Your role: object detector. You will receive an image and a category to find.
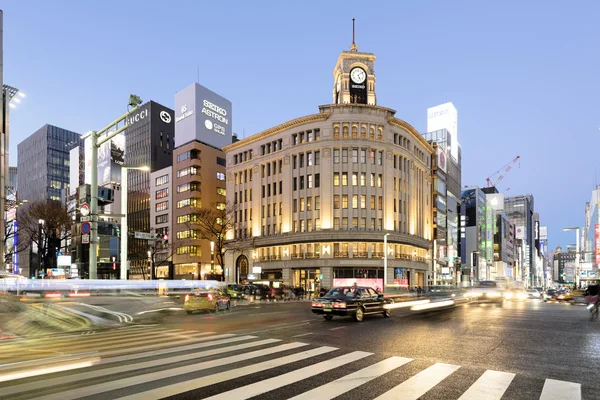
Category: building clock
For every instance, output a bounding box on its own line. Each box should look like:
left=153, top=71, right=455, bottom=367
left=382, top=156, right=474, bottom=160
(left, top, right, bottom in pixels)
left=350, top=67, right=366, bottom=84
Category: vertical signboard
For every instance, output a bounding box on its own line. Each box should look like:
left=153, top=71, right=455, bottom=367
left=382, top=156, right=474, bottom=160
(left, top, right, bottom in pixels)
left=69, top=147, right=80, bottom=196
left=516, top=226, right=525, bottom=240
left=595, top=224, right=600, bottom=265
left=437, top=147, right=447, bottom=173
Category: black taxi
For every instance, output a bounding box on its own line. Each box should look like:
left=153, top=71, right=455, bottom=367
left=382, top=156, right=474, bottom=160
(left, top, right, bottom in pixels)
left=311, top=286, right=392, bottom=322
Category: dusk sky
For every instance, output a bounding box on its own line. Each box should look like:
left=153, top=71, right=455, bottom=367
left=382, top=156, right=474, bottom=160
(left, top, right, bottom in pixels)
left=3, top=1, right=599, bottom=249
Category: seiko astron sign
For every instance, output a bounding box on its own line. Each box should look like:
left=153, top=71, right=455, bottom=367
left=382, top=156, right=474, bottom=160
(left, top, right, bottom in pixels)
left=174, top=83, right=232, bottom=149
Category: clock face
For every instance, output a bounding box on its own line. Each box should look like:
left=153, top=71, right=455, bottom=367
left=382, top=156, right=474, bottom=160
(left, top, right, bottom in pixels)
left=350, top=68, right=366, bottom=84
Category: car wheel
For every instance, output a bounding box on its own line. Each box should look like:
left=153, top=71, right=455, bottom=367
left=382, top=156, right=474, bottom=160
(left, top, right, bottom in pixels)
left=354, top=307, right=364, bottom=322
left=383, top=309, right=391, bottom=318
left=324, top=315, right=333, bottom=321
left=186, top=311, right=193, bottom=315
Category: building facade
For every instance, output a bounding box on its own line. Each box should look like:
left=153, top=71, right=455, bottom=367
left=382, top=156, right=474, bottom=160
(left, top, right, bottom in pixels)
left=504, top=195, right=535, bottom=286
left=223, top=42, right=433, bottom=292
left=460, top=186, right=490, bottom=283
left=150, top=166, right=172, bottom=278
left=171, top=82, right=231, bottom=280
left=122, top=101, right=174, bottom=277
left=16, top=124, right=81, bottom=277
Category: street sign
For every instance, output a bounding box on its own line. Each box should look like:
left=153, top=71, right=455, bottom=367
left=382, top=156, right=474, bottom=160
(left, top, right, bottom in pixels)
left=80, top=203, right=90, bottom=217
left=80, top=216, right=91, bottom=222
left=82, top=234, right=90, bottom=244
left=81, top=222, right=91, bottom=235
left=134, top=231, right=157, bottom=240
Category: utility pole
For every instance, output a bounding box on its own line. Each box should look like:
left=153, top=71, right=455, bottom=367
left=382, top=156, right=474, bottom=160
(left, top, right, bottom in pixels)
left=87, top=95, right=142, bottom=279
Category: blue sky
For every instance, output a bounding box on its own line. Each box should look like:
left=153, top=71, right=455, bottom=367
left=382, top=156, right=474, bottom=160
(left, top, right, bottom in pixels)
left=3, top=1, right=600, bottom=249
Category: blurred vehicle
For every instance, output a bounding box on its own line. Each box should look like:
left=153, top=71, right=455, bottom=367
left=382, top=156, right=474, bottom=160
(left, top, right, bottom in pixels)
left=311, top=286, right=392, bottom=322
left=543, top=289, right=558, bottom=302
left=526, top=288, right=542, bottom=299
left=555, top=288, right=572, bottom=302
left=569, top=289, right=587, bottom=305
left=466, top=281, right=504, bottom=304
left=504, top=288, right=528, bottom=301
left=226, top=284, right=243, bottom=299
left=184, top=289, right=230, bottom=314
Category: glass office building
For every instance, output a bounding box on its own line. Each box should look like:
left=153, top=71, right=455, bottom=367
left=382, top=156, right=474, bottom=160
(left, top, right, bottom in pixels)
left=504, top=195, right=535, bottom=285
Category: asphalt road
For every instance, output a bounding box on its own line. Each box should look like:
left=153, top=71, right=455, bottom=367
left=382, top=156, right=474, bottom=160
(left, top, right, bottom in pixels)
left=0, top=298, right=597, bottom=399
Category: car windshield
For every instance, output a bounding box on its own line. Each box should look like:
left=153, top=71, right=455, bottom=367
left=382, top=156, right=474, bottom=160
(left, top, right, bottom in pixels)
left=324, top=287, right=359, bottom=298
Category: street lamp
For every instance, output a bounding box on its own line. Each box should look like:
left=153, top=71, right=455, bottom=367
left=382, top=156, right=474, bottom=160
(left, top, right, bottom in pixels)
left=210, top=241, right=215, bottom=278
left=119, top=164, right=149, bottom=280
left=383, top=233, right=389, bottom=291
left=86, top=94, right=143, bottom=279
left=564, top=227, right=580, bottom=288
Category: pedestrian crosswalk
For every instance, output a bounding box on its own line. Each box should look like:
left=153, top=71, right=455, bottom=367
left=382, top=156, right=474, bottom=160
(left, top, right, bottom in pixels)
left=0, top=325, right=583, bottom=400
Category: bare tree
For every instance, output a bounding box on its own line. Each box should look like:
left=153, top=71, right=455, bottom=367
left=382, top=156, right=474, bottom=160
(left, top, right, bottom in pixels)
left=194, top=202, right=238, bottom=281
left=147, top=232, right=191, bottom=280
left=17, top=200, right=72, bottom=275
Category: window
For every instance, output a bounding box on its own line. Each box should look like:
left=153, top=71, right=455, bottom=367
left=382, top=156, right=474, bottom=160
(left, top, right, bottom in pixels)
left=177, top=246, right=200, bottom=256
left=293, top=177, right=298, bottom=190
left=156, top=214, right=168, bottom=224
left=216, top=202, right=226, bottom=210
left=315, top=196, right=321, bottom=210
left=293, top=155, right=297, bottom=169
left=177, top=166, right=199, bottom=178
left=342, top=195, right=348, bottom=209
left=352, top=149, right=359, bottom=163
left=177, top=182, right=200, bottom=193
left=155, top=174, right=169, bottom=186
left=315, top=218, right=321, bottom=230
left=308, top=174, right=313, bottom=188
left=361, top=173, right=366, bottom=186
left=334, top=195, right=340, bottom=209
left=315, top=173, right=320, bottom=188
left=155, top=188, right=168, bottom=199
left=342, top=149, right=348, bottom=163
left=342, top=173, right=348, bottom=186
left=300, top=198, right=305, bottom=212
left=155, top=201, right=168, bottom=212
left=378, top=174, right=383, bottom=188
left=370, top=150, right=376, bottom=164
left=315, top=151, right=320, bottom=165
left=333, top=173, right=340, bottom=186
left=361, top=149, right=366, bottom=164
left=378, top=151, right=384, bottom=165
left=352, top=173, right=358, bottom=186
left=361, top=195, right=366, bottom=209
left=342, top=217, right=349, bottom=229
left=378, top=196, right=383, bottom=210
left=216, top=172, right=225, bottom=181
left=177, top=198, right=201, bottom=208
left=299, top=153, right=304, bottom=168
left=300, top=176, right=305, bottom=190
left=217, top=187, right=226, bottom=196
left=371, top=195, right=376, bottom=210
left=334, top=149, right=340, bottom=164
left=307, top=152, right=313, bottom=166
left=307, top=197, right=312, bottom=211
left=352, top=195, right=358, bottom=209
left=217, top=157, right=226, bottom=167
left=293, top=199, right=298, bottom=213
left=371, top=173, right=375, bottom=187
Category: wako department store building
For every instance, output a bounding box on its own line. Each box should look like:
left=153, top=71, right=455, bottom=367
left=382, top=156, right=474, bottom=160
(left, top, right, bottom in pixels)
left=223, top=40, right=434, bottom=292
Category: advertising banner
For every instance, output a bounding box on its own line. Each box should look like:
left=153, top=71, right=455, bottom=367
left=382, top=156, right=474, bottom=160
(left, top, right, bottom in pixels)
left=595, top=224, right=600, bottom=265
left=437, top=147, right=447, bottom=173
left=333, top=278, right=383, bottom=292
left=540, top=226, right=548, bottom=240
left=564, top=262, right=575, bottom=282
left=516, top=226, right=525, bottom=240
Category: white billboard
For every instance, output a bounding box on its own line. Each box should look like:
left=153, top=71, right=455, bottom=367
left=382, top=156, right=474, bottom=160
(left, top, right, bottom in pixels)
left=84, top=133, right=125, bottom=186
left=540, top=226, right=548, bottom=240
left=427, top=102, right=458, bottom=160
left=516, top=226, right=525, bottom=240
left=69, top=147, right=80, bottom=196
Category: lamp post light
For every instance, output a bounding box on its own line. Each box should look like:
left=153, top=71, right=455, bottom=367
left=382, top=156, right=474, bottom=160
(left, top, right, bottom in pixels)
left=85, top=95, right=143, bottom=279
left=119, top=164, right=149, bottom=280
left=210, top=241, right=215, bottom=277
left=383, top=233, right=389, bottom=291
left=564, top=227, right=580, bottom=288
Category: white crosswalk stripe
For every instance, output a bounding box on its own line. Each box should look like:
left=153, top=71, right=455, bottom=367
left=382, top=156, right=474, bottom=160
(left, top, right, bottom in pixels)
left=0, top=329, right=585, bottom=400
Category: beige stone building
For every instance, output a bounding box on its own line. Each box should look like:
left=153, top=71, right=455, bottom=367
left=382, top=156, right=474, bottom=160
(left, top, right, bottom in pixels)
left=223, top=40, right=433, bottom=292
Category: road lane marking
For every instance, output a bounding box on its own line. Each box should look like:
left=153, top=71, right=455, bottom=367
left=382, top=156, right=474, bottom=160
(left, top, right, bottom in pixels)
left=2, top=338, right=279, bottom=398
left=115, top=346, right=339, bottom=400
left=30, top=342, right=313, bottom=400
left=329, top=326, right=346, bottom=331
left=204, top=350, right=373, bottom=400
left=375, top=363, right=460, bottom=400
left=289, top=356, right=413, bottom=400
left=540, top=379, right=581, bottom=400
left=292, top=333, right=314, bottom=338
left=458, top=370, right=515, bottom=400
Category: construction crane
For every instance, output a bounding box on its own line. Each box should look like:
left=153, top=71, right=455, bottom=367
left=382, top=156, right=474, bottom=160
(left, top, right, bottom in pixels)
left=486, top=155, right=520, bottom=188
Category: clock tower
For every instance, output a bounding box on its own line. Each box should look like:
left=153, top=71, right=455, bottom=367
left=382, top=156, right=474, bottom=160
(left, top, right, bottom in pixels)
left=332, top=19, right=376, bottom=106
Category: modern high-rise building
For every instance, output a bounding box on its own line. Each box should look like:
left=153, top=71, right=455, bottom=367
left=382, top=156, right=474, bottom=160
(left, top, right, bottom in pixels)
left=150, top=166, right=172, bottom=279
left=171, top=82, right=231, bottom=280
left=223, top=39, right=433, bottom=292
left=122, top=101, right=174, bottom=278
left=504, top=194, right=535, bottom=286
left=460, top=186, right=490, bottom=283
left=16, top=124, right=81, bottom=277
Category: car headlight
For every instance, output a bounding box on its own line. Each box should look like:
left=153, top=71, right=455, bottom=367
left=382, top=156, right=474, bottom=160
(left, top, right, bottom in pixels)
left=504, top=293, right=514, bottom=299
